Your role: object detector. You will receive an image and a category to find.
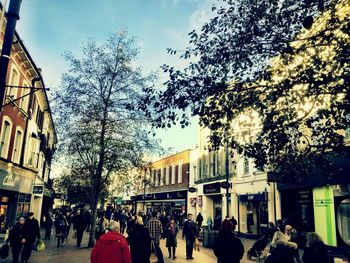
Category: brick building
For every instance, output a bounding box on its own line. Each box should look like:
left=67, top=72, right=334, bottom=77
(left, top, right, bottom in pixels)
left=133, top=149, right=191, bottom=216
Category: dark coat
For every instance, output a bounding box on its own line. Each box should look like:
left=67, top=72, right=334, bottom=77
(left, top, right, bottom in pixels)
left=130, top=224, right=151, bottom=263
left=214, top=231, right=244, bottom=263
left=302, top=241, right=329, bottom=263
left=55, top=215, right=68, bottom=234
left=23, top=218, right=40, bottom=243
left=9, top=223, right=25, bottom=248
left=182, top=220, right=197, bottom=240
left=73, top=214, right=87, bottom=231
left=165, top=222, right=178, bottom=247
left=196, top=214, right=203, bottom=224
left=265, top=240, right=298, bottom=263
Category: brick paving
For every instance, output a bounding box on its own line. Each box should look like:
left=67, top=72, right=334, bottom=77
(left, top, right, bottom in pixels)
left=0, top=228, right=267, bottom=263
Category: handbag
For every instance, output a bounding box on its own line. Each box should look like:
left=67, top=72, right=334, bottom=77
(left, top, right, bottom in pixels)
left=0, top=243, right=9, bottom=259
left=32, top=240, right=45, bottom=252
left=150, top=240, right=158, bottom=263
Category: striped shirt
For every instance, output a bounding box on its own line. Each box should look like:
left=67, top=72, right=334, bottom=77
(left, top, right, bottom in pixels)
left=147, top=218, right=162, bottom=244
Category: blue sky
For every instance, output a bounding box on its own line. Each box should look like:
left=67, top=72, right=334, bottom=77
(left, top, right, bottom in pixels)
left=13, top=0, right=215, bottom=153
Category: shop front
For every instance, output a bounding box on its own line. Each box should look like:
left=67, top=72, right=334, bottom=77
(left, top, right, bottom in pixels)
left=238, top=193, right=268, bottom=235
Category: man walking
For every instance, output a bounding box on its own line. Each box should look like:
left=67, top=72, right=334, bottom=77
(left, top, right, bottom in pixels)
left=91, top=220, right=131, bottom=263
left=22, top=212, right=40, bottom=263
left=73, top=209, right=87, bottom=248
left=182, top=214, right=198, bottom=260
left=147, top=211, right=164, bottom=263
left=196, top=213, right=204, bottom=228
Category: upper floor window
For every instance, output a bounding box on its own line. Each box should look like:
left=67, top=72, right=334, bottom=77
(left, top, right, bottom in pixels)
left=8, top=69, right=19, bottom=99
left=244, top=157, right=250, bottom=175
left=0, top=120, right=12, bottom=159
left=160, top=168, right=164, bottom=186
left=19, top=83, right=30, bottom=112
left=178, top=161, right=183, bottom=184
left=165, top=166, right=170, bottom=185
left=12, top=128, right=23, bottom=164
left=171, top=165, right=176, bottom=184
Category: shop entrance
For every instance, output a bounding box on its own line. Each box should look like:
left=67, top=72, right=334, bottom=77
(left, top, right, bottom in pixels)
left=213, top=195, right=222, bottom=230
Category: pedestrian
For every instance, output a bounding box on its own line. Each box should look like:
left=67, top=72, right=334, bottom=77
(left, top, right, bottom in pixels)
left=214, top=219, right=244, bottom=263
left=126, top=215, right=136, bottom=242
left=91, top=220, right=131, bottom=263
left=73, top=209, right=87, bottom=248
left=65, top=211, right=72, bottom=238
left=207, top=216, right=213, bottom=230
left=130, top=216, right=151, bottom=263
left=96, top=214, right=109, bottom=240
left=196, top=213, right=204, bottom=228
left=230, top=216, right=238, bottom=231
left=265, top=231, right=298, bottom=263
left=55, top=211, right=68, bottom=247
left=182, top=213, right=198, bottom=260
left=8, top=217, right=25, bottom=263
left=43, top=212, right=53, bottom=240
left=302, top=232, right=329, bottom=263
left=146, top=211, right=164, bottom=263
left=284, top=224, right=293, bottom=241
left=165, top=217, right=179, bottom=259
left=84, top=210, right=92, bottom=232
left=119, top=211, right=126, bottom=234
left=160, top=212, right=169, bottom=239
left=21, top=212, right=40, bottom=263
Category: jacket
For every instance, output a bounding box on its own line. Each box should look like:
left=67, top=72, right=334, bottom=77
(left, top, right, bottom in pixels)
left=73, top=214, right=86, bottom=231
left=302, top=241, right=329, bottom=263
left=23, top=218, right=40, bottom=243
left=165, top=222, right=178, bottom=247
left=214, top=231, right=244, bottom=263
left=91, top=231, right=131, bottom=263
left=182, top=220, right=197, bottom=240
left=130, top=224, right=151, bottom=263
left=9, top=223, right=25, bottom=247
left=265, top=240, right=298, bottom=263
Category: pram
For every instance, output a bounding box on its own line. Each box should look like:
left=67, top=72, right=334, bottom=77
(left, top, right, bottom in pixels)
left=247, top=235, right=269, bottom=262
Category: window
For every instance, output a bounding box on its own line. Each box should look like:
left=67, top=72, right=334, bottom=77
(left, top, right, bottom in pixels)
left=12, top=129, right=23, bottom=163
left=337, top=199, right=350, bottom=246
left=178, top=162, right=183, bottom=183
left=171, top=165, right=176, bottom=184
left=160, top=168, right=164, bottom=186
left=165, top=166, right=170, bottom=185
left=244, top=157, right=250, bottom=175
left=345, top=128, right=350, bottom=141
left=8, top=69, right=19, bottom=99
left=19, top=83, right=29, bottom=112
left=0, top=119, right=12, bottom=158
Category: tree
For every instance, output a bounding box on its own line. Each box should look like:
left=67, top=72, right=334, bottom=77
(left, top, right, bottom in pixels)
left=141, top=0, right=350, bottom=181
left=54, top=31, right=158, bottom=247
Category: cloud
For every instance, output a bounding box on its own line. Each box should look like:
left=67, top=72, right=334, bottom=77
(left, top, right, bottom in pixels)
left=189, top=0, right=215, bottom=31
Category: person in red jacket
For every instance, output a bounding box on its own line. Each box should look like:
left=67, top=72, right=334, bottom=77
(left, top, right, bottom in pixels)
left=91, top=220, right=131, bottom=263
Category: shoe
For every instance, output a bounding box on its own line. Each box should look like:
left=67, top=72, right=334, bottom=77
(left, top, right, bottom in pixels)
left=168, top=255, right=171, bottom=258
left=173, top=256, right=176, bottom=259
left=62, top=242, right=66, bottom=246
left=189, top=257, right=194, bottom=260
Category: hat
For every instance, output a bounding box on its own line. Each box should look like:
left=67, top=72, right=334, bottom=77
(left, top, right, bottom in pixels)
left=27, top=212, right=34, bottom=217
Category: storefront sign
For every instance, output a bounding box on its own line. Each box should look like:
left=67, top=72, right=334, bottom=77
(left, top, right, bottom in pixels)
left=32, top=185, right=44, bottom=195
left=203, top=182, right=221, bottom=194
left=239, top=193, right=265, bottom=202
left=0, top=169, right=20, bottom=190
left=188, top=187, right=196, bottom=193
left=220, top=182, right=231, bottom=189
left=313, top=187, right=337, bottom=246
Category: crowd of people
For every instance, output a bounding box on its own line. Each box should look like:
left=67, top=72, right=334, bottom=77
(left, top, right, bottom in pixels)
left=4, top=207, right=330, bottom=263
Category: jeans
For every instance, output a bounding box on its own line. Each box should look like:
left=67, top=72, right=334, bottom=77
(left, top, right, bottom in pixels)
left=12, top=245, right=22, bottom=263
left=186, top=238, right=195, bottom=258
left=76, top=229, right=84, bottom=247
left=21, top=240, right=34, bottom=261
left=153, top=241, right=164, bottom=263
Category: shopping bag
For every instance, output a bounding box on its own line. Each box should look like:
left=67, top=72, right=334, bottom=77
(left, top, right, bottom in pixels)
left=150, top=240, right=158, bottom=263
left=33, top=240, right=45, bottom=252
left=0, top=243, right=9, bottom=259
left=72, top=231, right=77, bottom=239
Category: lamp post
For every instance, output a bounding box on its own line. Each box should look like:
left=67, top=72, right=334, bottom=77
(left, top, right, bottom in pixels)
left=225, top=132, right=230, bottom=218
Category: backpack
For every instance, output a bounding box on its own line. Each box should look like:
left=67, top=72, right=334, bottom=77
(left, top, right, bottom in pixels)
left=57, top=218, right=66, bottom=230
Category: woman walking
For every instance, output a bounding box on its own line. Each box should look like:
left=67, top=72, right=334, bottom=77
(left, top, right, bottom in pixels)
left=265, top=231, right=298, bottom=263
left=302, top=232, right=329, bottom=263
left=130, top=216, right=151, bottom=263
left=214, top=219, right=244, bottom=263
left=8, top=217, right=25, bottom=263
left=165, top=217, right=179, bottom=259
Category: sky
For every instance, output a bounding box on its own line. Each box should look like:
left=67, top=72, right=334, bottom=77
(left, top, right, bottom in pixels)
left=11, top=0, right=216, bottom=153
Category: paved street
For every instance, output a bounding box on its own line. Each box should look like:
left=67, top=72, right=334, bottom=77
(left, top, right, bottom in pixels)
left=0, top=229, right=267, bottom=263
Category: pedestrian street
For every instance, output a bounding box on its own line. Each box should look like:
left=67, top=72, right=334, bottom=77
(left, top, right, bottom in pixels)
left=0, top=228, right=267, bottom=263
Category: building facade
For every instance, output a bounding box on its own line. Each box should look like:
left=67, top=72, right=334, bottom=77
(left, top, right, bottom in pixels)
left=133, top=149, right=191, bottom=216
left=0, top=6, right=57, bottom=231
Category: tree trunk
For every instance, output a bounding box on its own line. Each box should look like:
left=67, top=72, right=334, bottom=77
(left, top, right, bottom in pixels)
left=88, top=187, right=99, bottom=247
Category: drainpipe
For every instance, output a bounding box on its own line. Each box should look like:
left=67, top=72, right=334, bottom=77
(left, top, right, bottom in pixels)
left=19, top=77, right=40, bottom=166
left=0, top=0, right=22, bottom=108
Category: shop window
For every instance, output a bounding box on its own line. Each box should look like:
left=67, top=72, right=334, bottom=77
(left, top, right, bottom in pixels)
left=0, top=119, right=12, bottom=159
left=17, top=194, right=31, bottom=218
left=12, top=128, right=23, bottom=164
left=345, top=128, right=350, bottom=142
left=0, top=195, right=9, bottom=233
left=337, top=198, right=350, bottom=246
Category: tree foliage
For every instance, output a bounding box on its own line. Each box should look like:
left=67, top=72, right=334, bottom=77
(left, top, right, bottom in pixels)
left=142, top=0, right=350, bottom=181
left=54, top=31, right=159, bottom=246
